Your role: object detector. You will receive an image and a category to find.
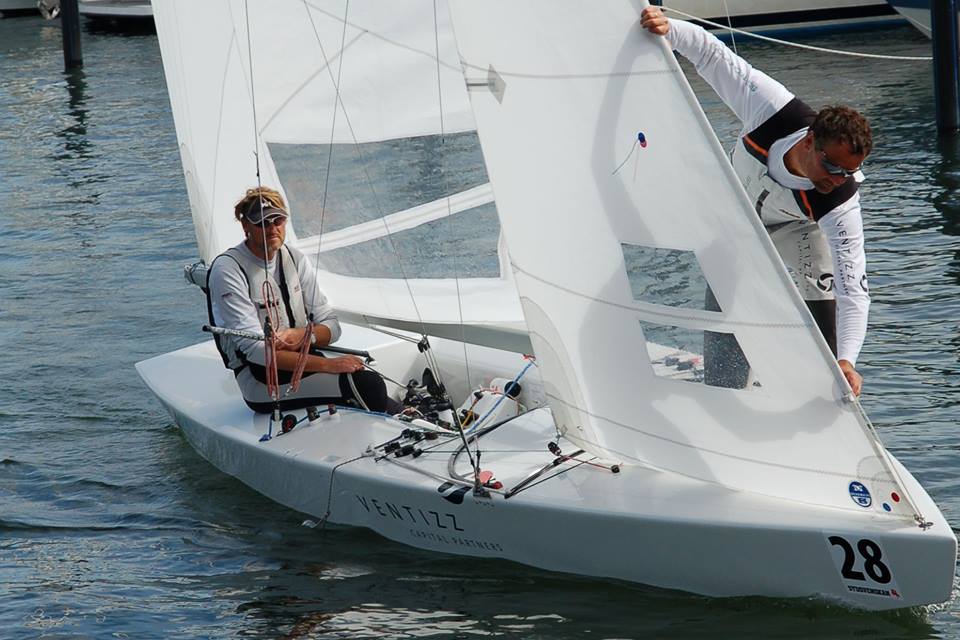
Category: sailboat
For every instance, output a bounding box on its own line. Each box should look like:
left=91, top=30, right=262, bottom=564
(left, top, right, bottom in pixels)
left=137, top=0, right=956, bottom=609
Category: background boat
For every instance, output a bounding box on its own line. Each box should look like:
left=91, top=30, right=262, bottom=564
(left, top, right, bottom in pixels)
left=0, top=0, right=39, bottom=18
left=885, top=0, right=932, bottom=38
left=671, top=0, right=903, bottom=35
left=78, top=0, right=151, bottom=20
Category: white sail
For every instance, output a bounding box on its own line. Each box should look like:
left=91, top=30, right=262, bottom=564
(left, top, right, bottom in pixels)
left=447, top=0, right=913, bottom=517
left=153, top=0, right=525, bottom=350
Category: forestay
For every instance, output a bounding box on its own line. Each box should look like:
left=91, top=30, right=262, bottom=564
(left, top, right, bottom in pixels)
left=448, top=0, right=916, bottom=518
left=152, top=0, right=527, bottom=351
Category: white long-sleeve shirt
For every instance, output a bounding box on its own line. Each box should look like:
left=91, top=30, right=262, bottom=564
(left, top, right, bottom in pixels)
left=667, top=18, right=870, bottom=365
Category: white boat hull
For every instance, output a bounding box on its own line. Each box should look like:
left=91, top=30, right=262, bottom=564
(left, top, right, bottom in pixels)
left=886, top=1, right=931, bottom=38
left=137, top=326, right=955, bottom=610
left=0, top=1, right=37, bottom=13
left=670, top=0, right=903, bottom=34
left=79, top=0, right=151, bottom=18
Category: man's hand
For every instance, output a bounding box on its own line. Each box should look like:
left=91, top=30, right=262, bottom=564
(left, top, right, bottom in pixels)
left=324, top=355, right=366, bottom=374
left=275, top=327, right=308, bottom=350
left=640, top=5, right=669, bottom=36
left=838, top=359, right=862, bottom=396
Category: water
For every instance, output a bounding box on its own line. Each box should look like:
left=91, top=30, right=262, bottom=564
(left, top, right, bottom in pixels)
left=1, top=14, right=959, bottom=639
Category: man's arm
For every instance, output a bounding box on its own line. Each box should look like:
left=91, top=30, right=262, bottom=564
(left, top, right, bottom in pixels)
left=271, top=349, right=365, bottom=374
left=208, top=257, right=269, bottom=365
left=297, top=250, right=342, bottom=346
left=640, top=6, right=793, bottom=131
left=819, top=198, right=870, bottom=396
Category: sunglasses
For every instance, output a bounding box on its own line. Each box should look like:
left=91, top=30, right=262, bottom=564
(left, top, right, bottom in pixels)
left=249, top=215, right=287, bottom=228
left=819, top=151, right=861, bottom=178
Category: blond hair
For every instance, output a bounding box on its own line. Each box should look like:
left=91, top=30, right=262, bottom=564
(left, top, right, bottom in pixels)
left=233, top=186, right=287, bottom=222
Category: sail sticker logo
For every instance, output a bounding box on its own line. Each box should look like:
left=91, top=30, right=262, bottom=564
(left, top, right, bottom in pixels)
left=848, top=481, right=872, bottom=508
left=437, top=482, right=470, bottom=505
left=817, top=273, right=835, bottom=292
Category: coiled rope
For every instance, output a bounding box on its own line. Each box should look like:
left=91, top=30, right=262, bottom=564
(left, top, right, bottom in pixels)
left=260, top=279, right=313, bottom=398
left=663, top=6, right=933, bottom=61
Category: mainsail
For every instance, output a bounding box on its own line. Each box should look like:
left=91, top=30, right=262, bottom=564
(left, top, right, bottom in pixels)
left=152, top=0, right=527, bottom=351
left=447, top=0, right=915, bottom=518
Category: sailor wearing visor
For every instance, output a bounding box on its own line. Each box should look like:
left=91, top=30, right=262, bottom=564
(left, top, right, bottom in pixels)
left=206, top=186, right=389, bottom=413
left=641, top=6, right=871, bottom=396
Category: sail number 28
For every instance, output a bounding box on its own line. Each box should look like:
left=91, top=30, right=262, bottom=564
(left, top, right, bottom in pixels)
left=828, top=536, right=892, bottom=584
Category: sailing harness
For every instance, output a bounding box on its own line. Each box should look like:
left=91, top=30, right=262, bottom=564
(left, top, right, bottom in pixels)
left=204, top=245, right=313, bottom=400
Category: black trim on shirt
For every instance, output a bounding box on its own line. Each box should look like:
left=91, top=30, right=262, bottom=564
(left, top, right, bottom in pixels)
left=740, top=97, right=858, bottom=221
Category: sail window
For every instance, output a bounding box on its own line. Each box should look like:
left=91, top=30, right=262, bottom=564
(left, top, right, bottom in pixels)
left=269, top=132, right=488, bottom=237
left=621, top=243, right=718, bottom=311
left=316, top=202, right=500, bottom=279
left=639, top=321, right=758, bottom=390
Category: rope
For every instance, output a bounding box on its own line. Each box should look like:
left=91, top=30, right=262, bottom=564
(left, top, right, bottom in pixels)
left=302, top=4, right=432, bottom=339
left=311, top=0, right=351, bottom=276
left=261, top=283, right=281, bottom=400
left=286, top=321, right=313, bottom=393
left=663, top=6, right=933, bottom=61
left=318, top=452, right=370, bottom=533
left=720, top=0, right=737, bottom=55
left=243, top=1, right=285, bottom=409
left=433, top=0, right=474, bottom=395
left=346, top=372, right=371, bottom=411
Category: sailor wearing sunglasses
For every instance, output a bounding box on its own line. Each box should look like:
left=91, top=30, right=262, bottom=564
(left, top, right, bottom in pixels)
left=641, top=6, right=870, bottom=397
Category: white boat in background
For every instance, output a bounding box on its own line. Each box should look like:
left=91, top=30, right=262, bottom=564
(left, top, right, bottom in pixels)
left=79, top=0, right=151, bottom=20
left=139, top=0, right=955, bottom=610
left=885, top=0, right=931, bottom=38
left=0, top=1, right=39, bottom=17
left=670, top=0, right=903, bottom=34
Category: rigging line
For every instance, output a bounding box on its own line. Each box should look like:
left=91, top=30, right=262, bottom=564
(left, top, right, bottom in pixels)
left=550, top=395, right=922, bottom=523
left=720, top=0, right=737, bottom=55
left=543, top=390, right=890, bottom=480
left=505, top=458, right=590, bottom=499
left=301, top=5, right=432, bottom=341
left=258, top=30, right=365, bottom=135
left=849, top=396, right=927, bottom=525
left=399, top=449, right=550, bottom=454
left=310, top=0, right=350, bottom=280
left=300, top=7, right=471, bottom=477
left=663, top=7, right=933, bottom=61
left=319, top=452, right=370, bottom=530
left=358, top=324, right=424, bottom=345
left=301, top=0, right=464, bottom=74
left=512, top=266, right=810, bottom=329
left=244, top=0, right=282, bottom=405
left=379, top=454, right=508, bottom=496
left=346, top=372, right=370, bottom=411
left=460, top=60, right=671, bottom=80
left=417, top=406, right=543, bottom=457
left=446, top=409, right=541, bottom=481
left=567, top=426, right=919, bottom=522
left=433, top=0, right=473, bottom=396
left=242, top=0, right=269, bottom=274
left=428, top=0, right=479, bottom=484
